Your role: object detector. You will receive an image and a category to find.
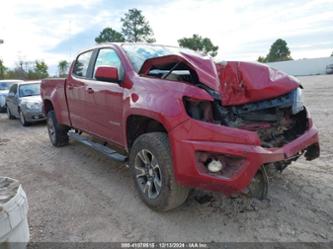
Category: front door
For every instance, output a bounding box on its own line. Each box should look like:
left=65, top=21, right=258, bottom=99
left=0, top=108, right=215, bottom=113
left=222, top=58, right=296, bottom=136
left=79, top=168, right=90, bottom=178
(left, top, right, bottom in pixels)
left=84, top=48, right=125, bottom=146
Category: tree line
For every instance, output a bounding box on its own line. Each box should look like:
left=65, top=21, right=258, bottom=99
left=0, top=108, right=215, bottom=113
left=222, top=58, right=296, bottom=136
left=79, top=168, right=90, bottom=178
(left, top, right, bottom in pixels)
left=0, top=60, right=48, bottom=80
left=0, top=59, right=70, bottom=80
left=94, top=8, right=219, bottom=57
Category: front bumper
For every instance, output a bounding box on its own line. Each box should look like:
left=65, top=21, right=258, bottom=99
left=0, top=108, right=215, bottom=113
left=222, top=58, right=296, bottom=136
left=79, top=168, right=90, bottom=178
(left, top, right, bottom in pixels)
left=169, top=117, right=319, bottom=195
left=23, top=110, right=46, bottom=122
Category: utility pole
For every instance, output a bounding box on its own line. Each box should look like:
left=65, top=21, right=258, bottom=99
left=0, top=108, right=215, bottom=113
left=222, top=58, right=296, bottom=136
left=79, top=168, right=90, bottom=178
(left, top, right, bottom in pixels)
left=0, top=39, right=4, bottom=79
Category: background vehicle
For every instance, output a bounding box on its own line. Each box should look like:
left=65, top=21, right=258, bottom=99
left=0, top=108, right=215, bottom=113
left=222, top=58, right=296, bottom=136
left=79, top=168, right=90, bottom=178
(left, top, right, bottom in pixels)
left=41, top=43, right=320, bottom=211
left=6, top=81, right=46, bottom=126
left=0, top=80, right=23, bottom=112
left=326, top=64, right=333, bottom=74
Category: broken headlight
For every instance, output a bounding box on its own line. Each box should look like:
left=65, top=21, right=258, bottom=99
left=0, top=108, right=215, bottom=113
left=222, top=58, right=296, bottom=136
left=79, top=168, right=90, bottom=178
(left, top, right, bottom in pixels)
left=183, top=97, right=214, bottom=122
left=292, top=88, right=304, bottom=114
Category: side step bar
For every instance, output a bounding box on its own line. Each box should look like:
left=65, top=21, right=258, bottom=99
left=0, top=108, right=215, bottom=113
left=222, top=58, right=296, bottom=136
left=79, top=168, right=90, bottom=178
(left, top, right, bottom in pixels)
left=68, top=131, right=128, bottom=163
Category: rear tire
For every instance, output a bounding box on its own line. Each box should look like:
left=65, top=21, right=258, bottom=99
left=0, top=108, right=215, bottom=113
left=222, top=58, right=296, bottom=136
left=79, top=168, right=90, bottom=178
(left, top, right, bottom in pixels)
left=129, top=132, right=189, bottom=211
left=47, top=110, right=69, bottom=147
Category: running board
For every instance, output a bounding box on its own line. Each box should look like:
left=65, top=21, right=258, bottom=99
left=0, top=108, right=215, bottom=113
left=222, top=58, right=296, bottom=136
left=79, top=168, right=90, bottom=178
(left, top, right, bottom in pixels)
left=68, top=131, right=128, bottom=163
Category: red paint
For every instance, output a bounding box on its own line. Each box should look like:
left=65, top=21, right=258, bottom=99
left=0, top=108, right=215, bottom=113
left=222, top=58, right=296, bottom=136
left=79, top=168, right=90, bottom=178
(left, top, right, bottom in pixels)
left=216, top=61, right=300, bottom=106
left=131, top=93, right=139, bottom=102
left=95, top=66, right=119, bottom=82
left=41, top=43, right=319, bottom=195
left=169, top=118, right=319, bottom=194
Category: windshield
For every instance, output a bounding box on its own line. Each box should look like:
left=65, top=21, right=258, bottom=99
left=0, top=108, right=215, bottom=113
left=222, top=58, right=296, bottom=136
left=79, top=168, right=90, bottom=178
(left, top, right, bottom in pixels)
left=19, top=83, right=41, bottom=97
left=122, top=44, right=202, bottom=72
left=0, top=82, right=15, bottom=91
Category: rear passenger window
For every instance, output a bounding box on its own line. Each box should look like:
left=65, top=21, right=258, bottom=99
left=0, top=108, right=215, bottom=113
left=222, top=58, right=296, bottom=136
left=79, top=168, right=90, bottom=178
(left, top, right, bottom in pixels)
left=73, top=51, right=93, bottom=77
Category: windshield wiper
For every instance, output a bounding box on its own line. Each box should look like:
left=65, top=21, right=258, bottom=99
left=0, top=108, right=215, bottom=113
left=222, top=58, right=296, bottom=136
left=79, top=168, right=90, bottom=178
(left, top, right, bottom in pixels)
left=161, top=61, right=182, bottom=79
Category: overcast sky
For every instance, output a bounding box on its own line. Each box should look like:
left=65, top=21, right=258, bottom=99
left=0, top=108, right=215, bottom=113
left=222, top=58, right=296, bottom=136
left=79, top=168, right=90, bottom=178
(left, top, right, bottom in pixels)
left=0, top=0, right=332, bottom=75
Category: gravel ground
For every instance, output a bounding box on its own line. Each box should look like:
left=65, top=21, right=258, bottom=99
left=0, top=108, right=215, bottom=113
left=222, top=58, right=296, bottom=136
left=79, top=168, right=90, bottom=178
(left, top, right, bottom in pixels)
left=0, top=74, right=332, bottom=242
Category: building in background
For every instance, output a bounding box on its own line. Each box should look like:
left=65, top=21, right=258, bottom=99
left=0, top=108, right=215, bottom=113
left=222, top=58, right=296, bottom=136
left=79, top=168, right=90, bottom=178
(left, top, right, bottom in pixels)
left=267, top=57, right=333, bottom=76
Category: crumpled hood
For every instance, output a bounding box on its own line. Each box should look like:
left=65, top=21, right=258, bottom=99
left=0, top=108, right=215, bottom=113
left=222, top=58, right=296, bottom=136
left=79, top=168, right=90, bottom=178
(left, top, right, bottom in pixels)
left=139, top=52, right=220, bottom=90
left=216, top=61, right=300, bottom=106
left=139, top=53, right=300, bottom=106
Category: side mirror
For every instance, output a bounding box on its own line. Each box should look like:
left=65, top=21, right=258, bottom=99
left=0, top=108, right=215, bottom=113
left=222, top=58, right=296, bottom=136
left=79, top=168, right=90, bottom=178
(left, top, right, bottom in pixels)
left=95, top=66, right=120, bottom=83
left=8, top=92, right=15, bottom=97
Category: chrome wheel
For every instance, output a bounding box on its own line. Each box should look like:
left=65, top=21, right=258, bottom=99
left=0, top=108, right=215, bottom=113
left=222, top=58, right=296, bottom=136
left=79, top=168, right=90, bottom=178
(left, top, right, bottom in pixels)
left=134, top=149, right=162, bottom=200
left=47, top=116, right=56, bottom=143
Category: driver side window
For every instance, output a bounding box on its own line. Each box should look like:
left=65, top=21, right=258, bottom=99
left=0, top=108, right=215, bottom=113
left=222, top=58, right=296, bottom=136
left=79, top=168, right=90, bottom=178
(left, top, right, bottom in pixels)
left=94, top=49, right=124, bottom=81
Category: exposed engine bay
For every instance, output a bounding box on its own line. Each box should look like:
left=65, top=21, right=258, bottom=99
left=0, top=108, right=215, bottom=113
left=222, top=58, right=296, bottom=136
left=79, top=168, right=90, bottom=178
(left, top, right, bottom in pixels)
left=185, top=88, right=308, bottom=148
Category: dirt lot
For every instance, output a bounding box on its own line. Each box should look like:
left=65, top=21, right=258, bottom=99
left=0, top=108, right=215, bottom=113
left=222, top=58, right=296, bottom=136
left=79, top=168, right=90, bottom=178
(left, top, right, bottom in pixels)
left=0, top=75, right=332, bottom=242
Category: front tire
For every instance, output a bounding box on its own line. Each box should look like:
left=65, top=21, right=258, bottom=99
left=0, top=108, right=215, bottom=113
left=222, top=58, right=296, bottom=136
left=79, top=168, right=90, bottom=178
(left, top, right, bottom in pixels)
left=19, top=110, right=29, bottom=126
left=129, top=132, right=189, bottom=211
left=47, top=110, right=69, bottom=147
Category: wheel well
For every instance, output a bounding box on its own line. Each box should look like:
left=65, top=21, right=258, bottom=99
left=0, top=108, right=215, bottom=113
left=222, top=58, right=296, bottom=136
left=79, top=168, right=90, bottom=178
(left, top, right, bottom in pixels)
left=43, top=100, right=54, bottom=114
left=127, top=115, right=167, bottom=149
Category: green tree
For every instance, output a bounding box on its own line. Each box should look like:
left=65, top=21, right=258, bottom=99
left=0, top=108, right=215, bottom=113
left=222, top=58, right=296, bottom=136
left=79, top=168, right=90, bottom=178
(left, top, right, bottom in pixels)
left=0, top=59, right=7, bottom=79
left=178, top=34, right=219, bottom=57
left=95, top=27, right=125, bottom=43
left=35, top=60, right=48, bottom=78
left=121, top=8, right=155, bottom=43
left=27, top=60, right=49, bottom=80
left=58, top=60, right=69, bottom=77
left=265, top=39, right=292, bottom=62
left=257, top=56, right=266, bottom=63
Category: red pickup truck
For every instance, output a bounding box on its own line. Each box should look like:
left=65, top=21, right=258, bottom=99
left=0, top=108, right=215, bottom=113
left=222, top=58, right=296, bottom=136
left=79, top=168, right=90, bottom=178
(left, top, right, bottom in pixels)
left=41, top=43, right=320, bottom=211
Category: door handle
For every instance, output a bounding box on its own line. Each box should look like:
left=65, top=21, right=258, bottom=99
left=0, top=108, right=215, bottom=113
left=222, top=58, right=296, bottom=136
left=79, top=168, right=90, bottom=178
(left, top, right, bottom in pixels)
left=87, top=88, right=94, bottom=94
left=68, top=85, right=74, bottom=90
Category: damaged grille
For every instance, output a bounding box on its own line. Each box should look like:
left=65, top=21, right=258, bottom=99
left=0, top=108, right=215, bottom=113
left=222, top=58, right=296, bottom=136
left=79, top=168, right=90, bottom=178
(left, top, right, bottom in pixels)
left=185, top=88, right=309, bottom=148
left=217, top=89, right=308, bottom=148
left=254, top=108, right=307, bottom=147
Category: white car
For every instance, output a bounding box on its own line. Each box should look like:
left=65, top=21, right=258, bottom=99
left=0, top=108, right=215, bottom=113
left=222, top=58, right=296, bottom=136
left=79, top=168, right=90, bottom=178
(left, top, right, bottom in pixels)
left=6, top=81, right=46, bottom=126
left=0, top=80, right=23, bottom=112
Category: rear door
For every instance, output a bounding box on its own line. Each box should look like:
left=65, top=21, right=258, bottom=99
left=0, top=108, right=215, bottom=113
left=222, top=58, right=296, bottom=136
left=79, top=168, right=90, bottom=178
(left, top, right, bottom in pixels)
left=66, top=50, right=94, bottom=132
left=84, top=48, right=125, bottom=146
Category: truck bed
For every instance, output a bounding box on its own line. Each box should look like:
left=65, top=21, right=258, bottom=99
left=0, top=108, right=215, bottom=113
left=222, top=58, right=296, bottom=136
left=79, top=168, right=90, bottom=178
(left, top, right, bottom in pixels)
left=41, top=78, right=71, bottom=126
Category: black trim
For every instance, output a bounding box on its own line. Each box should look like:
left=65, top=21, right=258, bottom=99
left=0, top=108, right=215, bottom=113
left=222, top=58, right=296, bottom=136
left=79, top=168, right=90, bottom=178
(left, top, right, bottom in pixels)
left=71, top=49, right=95, bottom=79
left=87, top=49, right=99, bottom=79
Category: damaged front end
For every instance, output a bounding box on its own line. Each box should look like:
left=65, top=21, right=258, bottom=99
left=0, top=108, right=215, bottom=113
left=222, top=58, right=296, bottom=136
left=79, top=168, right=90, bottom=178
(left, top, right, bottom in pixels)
left=139, top=53, right=319, bottom=161
left=139, top=52, right=320, bottom=199
left=185, top=86, right=319, bottom=164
